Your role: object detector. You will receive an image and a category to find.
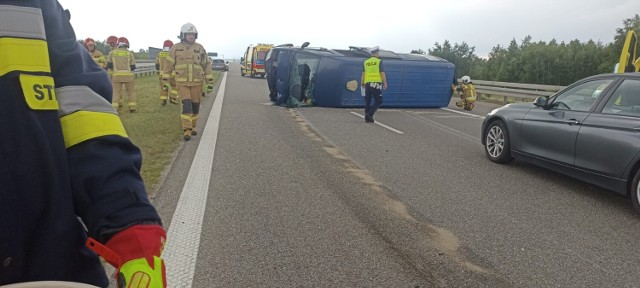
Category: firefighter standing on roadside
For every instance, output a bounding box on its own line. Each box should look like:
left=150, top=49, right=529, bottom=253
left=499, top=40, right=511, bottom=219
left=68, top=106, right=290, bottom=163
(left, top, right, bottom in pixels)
left=107, top=37, right=138, bottom=112
left=105, top=35, right=118, bottom=79
left=162, top=23, right=214, bottom=141
left=156, top=40, right=178, bottom=105
left=84, top=37, right=107, bottom=69
left=0, top=1, right=166, bottom=287
left=106, top=35, right=125, bottom=108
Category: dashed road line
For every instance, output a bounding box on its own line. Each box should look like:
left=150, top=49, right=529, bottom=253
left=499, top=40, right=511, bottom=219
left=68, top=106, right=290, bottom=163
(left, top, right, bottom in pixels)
left=350, top=111, right=405, bottom=134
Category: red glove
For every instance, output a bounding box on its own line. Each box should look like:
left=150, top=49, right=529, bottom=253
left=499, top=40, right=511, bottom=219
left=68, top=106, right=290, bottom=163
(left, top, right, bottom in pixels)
left=87, top=225, right=166, bottom=288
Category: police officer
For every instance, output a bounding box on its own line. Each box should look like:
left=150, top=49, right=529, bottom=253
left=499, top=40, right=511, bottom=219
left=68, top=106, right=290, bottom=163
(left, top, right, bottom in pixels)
left=360, top=46, right=388, bottom=123
left=107, top=37, right=137, bottom=112
left=0, top=1, right=166, bottom=287
left=162, top=23, right=214, bottom=140
left=156, top=40, right=178, bottom=106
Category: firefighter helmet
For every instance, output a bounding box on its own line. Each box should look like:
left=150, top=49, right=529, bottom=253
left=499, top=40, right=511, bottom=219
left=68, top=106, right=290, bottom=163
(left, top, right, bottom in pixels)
left=107, top=35, right=118, bottom=48
left=117, top=37, right=129, bottom=48
left=163, top=40, right=174, bottom=48
left=180, top=23, right=198, bottom=40
left=84, top=38, right=95, bottom=49
left=461, top=75, right=471, bottom=84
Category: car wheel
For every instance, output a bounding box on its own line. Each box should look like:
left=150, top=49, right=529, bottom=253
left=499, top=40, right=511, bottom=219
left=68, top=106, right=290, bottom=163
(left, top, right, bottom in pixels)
left=484, top=120, right=514, bottom=163
left=241, top=69, right=245, bottom=76
left=630, top=169, right=640, bottom=213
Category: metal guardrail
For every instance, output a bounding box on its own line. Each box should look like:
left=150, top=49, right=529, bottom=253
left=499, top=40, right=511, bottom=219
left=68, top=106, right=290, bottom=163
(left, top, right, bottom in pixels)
left=473, top=80, right=566, bottom=104
left=133, top=62, right=157, bottom=78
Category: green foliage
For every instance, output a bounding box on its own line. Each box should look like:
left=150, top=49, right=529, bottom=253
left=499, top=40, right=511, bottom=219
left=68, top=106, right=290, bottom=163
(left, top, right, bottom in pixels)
left=424, top=14, right=640, bottom=85
left=410, top=49, right=426, bottom=54
left=95, top=40, right=111, bottom=55
left=429, top=40, right=482, bottom=79
left=134, top=50, right=149, bottom=60
left=80, top=38, right=150, bottom=59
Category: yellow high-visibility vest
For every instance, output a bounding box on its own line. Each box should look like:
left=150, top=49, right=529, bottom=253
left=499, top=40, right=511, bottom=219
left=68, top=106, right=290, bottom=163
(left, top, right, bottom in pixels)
left=363, top=57, right=382, bottom=83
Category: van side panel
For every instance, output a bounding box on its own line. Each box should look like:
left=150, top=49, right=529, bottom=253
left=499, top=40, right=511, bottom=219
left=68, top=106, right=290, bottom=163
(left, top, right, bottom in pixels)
left=314, top=57, right=455, bottom=108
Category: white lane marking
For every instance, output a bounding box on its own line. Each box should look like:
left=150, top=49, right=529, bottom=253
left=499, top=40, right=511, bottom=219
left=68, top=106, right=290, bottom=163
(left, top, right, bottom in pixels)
left=403, top=111, right=481, bottom=144
left=164, top=73, right=227, bottom=288
left=440, top=107, right=486, bottom=119
left=350, top=111, right=405, bottom=134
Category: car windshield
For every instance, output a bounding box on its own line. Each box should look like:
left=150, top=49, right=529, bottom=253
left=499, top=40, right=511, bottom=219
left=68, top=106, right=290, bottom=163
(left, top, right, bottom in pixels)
left=550, top=79, right=614, bottom=111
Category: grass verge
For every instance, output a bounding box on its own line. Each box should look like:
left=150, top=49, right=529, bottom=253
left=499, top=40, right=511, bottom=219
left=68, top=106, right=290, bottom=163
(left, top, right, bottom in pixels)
left=118, top=72, right=222, bottom=194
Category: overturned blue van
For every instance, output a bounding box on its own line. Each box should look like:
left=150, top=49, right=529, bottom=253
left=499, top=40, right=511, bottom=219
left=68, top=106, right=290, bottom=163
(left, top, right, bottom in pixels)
left=265, top=44, right=455, bottom=108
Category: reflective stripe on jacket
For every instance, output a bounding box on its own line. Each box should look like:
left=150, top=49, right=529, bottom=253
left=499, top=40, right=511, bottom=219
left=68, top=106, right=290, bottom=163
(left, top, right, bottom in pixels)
left=0, top=1, right=160, bottom=286
left=163, top=41, right=213, bottom=85
left=155, top=51, right=170, bottom=72
left=363, top=57, right=382, bottom=83
left=108, top=47, right=135, bottom=81
left=90, top=49, right=106, bottom=69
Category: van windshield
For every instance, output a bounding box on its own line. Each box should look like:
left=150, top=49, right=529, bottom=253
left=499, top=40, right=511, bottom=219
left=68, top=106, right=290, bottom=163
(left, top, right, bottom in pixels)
left=257, top=51, right=267, bottom=61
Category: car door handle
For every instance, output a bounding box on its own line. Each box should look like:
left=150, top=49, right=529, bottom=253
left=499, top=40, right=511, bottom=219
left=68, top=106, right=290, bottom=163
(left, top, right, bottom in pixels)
left=564, top=119, right=580, bottom=125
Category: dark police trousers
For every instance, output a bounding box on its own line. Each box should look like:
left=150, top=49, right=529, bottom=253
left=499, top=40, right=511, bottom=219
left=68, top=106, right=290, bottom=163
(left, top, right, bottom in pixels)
left=364, top=82, right=383, bottom=117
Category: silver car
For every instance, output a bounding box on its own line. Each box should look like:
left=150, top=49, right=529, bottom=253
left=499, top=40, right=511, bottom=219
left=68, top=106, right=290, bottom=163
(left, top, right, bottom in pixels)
left=482, top=73, right=640, bottom=213
left=211, top=59, right=228, bottom=71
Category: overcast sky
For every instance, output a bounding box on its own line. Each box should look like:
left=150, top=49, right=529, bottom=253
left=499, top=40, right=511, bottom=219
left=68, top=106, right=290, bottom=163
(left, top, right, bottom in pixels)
left=58, top=0, right=639, bottom=59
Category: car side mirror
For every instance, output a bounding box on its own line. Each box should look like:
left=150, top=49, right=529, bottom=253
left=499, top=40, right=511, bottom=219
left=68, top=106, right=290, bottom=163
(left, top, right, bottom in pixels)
left=533, top=96, right=549, bottom=109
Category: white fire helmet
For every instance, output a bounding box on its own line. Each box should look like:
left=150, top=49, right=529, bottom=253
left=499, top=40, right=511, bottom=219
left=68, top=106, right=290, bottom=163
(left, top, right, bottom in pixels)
left=180, top=23, right=198, bottom=40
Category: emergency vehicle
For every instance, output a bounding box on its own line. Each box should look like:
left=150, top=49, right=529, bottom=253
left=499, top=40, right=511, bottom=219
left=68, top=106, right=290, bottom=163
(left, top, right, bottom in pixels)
left=241, top=43, right=273, bottom=78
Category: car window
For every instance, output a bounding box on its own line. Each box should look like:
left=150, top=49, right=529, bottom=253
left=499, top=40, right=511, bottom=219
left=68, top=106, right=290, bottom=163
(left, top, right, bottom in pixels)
left=551, top=79, right=613, bottom=112
left=602, top=79, right=640, bottom=117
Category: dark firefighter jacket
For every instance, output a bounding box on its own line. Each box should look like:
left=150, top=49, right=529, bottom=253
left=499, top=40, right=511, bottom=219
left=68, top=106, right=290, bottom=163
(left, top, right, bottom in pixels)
left=0, top=0, right=161, bottom=286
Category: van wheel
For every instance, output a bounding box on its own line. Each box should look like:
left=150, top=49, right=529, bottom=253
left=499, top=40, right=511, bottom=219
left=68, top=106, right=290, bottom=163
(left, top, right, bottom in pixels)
left=484, top=120, right=514, bottom=164
left=631, top=169, right=640, bottom=213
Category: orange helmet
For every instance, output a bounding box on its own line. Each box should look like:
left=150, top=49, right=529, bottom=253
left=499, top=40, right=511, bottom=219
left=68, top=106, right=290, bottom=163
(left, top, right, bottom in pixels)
left=163, top=40, right=173, bottom=48
left=117, top=37, right=129, bottom=47
left=107, top=35, right=118, bottom=47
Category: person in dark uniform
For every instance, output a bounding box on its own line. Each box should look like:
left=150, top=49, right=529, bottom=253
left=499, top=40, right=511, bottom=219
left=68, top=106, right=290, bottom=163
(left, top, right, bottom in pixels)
left=360, top=46, right=388, bottom=123
left=0, top=1, right=166, bottom=287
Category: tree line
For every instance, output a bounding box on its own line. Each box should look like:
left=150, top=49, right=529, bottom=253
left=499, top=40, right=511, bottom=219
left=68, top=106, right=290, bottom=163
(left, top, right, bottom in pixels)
left=78, top=39, right=150, bottom=59
left=413, top=15, right=640, bottom=86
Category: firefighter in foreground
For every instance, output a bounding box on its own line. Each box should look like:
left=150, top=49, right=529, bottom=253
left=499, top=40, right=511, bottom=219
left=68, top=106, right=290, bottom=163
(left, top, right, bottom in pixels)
left=0, top=1, right=166, bottom=287
left=84, top=37, right=106, bottom=69
left=155, top=40, right=178, bottom=105
left=454, top=75, right=477, bottom=111
left=107, top=37, right=137, bottom=112
left=163, top=23, right=214, bottom=140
